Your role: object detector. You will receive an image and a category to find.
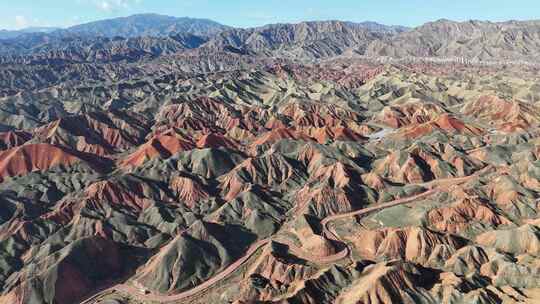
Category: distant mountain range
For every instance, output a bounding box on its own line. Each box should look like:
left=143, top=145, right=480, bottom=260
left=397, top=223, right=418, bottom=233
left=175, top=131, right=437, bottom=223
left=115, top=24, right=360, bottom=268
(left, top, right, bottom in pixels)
left=365, top=19, right=540, bottom=61
left=202, top=20, right=406, bottom=59
left=0, top=15, right=407, bottom=61
left=0, top=14, right=229, bottom=41
left=0, top=14, right=407, bottom=40
left=62, top=14, right=230, bottom=38
left=0, top=27, right=59, bottom=39
left=1, top=14, right=540, bottom=63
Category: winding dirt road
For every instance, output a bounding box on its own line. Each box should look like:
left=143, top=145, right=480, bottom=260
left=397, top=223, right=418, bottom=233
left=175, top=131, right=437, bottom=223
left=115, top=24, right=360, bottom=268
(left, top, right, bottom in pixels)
left=80, top=167, right=489, bottom=304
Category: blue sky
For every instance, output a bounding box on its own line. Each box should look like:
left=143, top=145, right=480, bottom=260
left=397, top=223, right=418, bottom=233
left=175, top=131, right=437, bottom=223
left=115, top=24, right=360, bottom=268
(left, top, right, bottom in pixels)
left=1, top=0, right=538, bottom=30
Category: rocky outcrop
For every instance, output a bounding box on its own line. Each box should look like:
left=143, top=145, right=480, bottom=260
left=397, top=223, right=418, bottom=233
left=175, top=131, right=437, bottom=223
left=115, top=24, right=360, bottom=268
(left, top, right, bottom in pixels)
left=397, top=114, right=484, bottom=139
left=136, top=221, right=255, bottom=293
left=119, top=131, right=194, bottom=167
left=476, top=224, right=540, bottom=255
left=353, top=226, right=467, bottom=263
left=0, top=143, right=84, bottom=181
left=0, top=130, right=32, bottom=150
left=0, top=237, right=126, bottom=304
left=427, top=197, right=512, bottom=234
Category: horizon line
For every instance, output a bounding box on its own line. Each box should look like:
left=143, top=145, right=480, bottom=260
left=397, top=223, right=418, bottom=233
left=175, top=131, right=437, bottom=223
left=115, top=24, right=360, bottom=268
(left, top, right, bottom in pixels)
left=2, top=13, right=540, bottom=32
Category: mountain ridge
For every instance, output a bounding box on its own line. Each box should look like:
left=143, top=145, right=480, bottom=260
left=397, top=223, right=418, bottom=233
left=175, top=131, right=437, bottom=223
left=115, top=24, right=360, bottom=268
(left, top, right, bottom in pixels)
left=3, top=15, right=540, bottom=63
left=61, top=13, right=231, bottom=38
left=0, top=26, right=60, bottom=40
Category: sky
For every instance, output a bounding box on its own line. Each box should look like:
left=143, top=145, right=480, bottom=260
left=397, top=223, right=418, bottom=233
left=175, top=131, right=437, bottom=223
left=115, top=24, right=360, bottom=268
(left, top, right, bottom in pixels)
left=0, top=0, right=539, bottom=30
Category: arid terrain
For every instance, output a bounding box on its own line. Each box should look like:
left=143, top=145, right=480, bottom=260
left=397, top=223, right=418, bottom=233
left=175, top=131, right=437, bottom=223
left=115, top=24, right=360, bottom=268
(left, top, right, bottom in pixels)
left=1, top=14, right=540, bottom=304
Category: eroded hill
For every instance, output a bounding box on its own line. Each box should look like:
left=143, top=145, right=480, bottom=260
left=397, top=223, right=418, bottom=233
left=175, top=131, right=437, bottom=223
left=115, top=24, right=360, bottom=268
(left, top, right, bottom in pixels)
left=0, top=58, right=539, bottom=304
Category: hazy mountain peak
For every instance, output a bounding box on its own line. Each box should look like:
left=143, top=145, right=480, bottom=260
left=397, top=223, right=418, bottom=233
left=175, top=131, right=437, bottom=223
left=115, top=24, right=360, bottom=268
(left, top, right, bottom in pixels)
left=63, top=13, right=230, bottom=38
left=0, top=26, right=60, bottom=40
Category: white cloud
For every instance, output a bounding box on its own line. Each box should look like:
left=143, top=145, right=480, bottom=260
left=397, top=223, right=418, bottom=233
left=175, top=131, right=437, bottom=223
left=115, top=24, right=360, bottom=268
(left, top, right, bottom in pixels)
left=7, top=16, right=53, bottom=30
left=247, top=11, right=275, bottom=22
left=98, top=1, right=112, bottom=11
left=93, top=0, right=141, bottom=12
left=64, top=16, right=83, bottom=27
left=14, top=15, right=29, bottom=29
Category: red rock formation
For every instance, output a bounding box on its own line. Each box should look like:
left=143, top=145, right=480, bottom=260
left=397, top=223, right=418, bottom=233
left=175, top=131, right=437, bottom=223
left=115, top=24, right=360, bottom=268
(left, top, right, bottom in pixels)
left=221, top=153, right=300, bottom=188
left=0, top=143, right=81, bottom=181
left=264, top=116, right=288, bottom=130
left=0, top=237, right=124, bottom=304
left=291, top=215, right=338, bottom=257
left=484, top=175, right=536, bottom=216
left=376, top=101, right=447, bottom=128
left=294, top=184, right=358, bottom=217
left=336, top=261, right=434, bottom=304
left=196, top=133, right=241, bottom=150
left=463, top=95, right=540, bottom=130
left=373, top=144, right=480, bottom=184
left=41, top=179, right=157, bottom=227
left=353, top=227, right=465, bottom=263
left=398, top=114, right=484, bottom=139
left=219, top=173, right=252, bottom=201
left=155, top=97, right=240, bottom=133
left=120, top=131, right=194, bottom=167
left=269, top=63, right=382, bottom=89
left=84, top=179, right=153, bottom=210
left=279, top=102, right=362, bottom=128
left=33, top=112, right=147, bottom=156
left=361, top=172, right=389, bottom=190
left=249, top=244, right=316, bottom=286
left=308, top=162, right=353, bottom=188
left=373, top=151, right=430, bottom=183
left=428, top=197, right=512, bottom=234
left=170, top=175, right=210, bottom=208
left=300, top=235, right=338, bottom=257
left=0, top=130, right=32, bottom=150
